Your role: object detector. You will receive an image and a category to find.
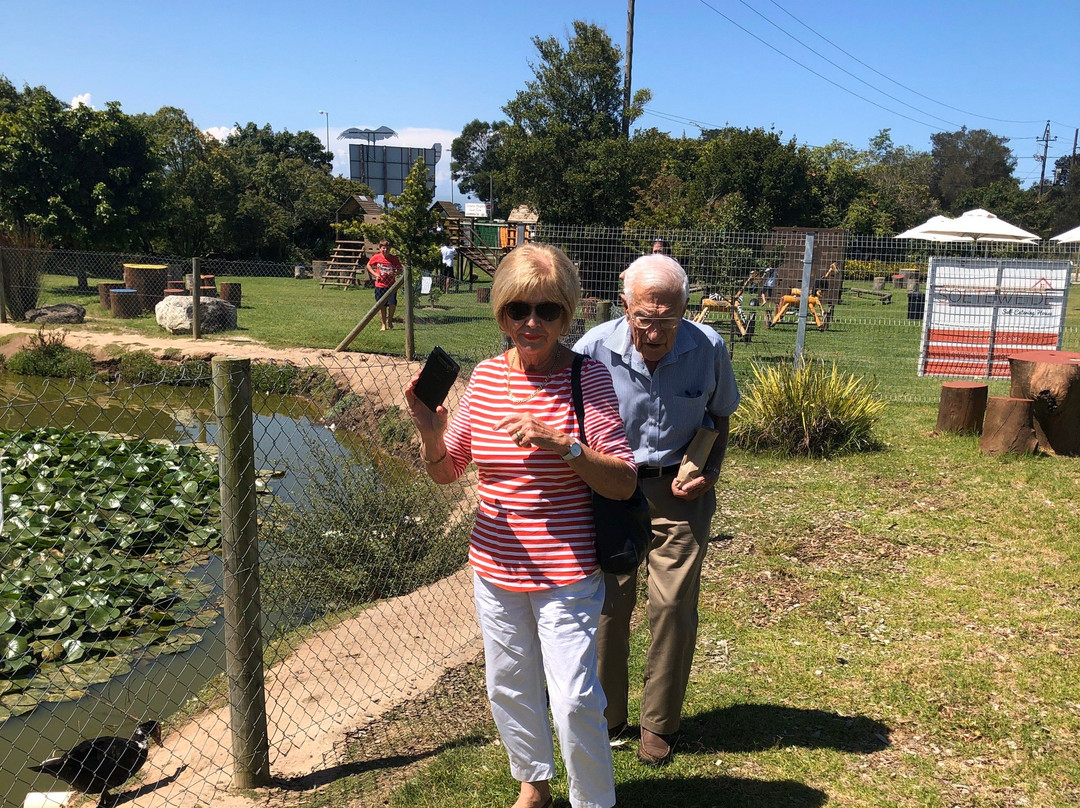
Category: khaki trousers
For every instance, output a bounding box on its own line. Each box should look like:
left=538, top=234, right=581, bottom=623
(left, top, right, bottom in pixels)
left=597, top=475, right=715, bottom=736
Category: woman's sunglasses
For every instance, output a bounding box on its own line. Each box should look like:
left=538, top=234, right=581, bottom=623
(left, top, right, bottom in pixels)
left=503, top=301, right=563, bottom=322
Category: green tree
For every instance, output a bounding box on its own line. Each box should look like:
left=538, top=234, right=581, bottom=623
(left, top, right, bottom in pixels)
left=450, top=119, right=506, bottom=215
left=684, top=127, right=820, bottom=230
left=0, top=78, right=162, bottom=256
left=497, top=21, right=651, bottom=224
left=930, top=127, right=1016, bottom=212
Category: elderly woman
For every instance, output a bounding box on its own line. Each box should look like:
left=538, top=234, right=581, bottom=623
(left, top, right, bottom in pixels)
left=405, top=243, right=636, bottom=808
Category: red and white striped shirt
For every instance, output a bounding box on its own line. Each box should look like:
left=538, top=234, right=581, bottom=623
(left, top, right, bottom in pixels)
left=444, top=352, right=636, bottom=591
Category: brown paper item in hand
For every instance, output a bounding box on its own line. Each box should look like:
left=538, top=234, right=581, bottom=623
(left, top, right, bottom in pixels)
left=675, top=427, right=720, bottom=486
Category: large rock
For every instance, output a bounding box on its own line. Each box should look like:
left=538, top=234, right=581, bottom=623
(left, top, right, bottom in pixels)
left=155, top=295, right=237, bottom=334
left=24, top=303, right=86, bottom=324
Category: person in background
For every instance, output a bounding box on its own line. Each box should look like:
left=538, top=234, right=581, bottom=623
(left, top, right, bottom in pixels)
left=574, top=252, right=740, bottom=767
left=440, top=243, right=457, bottom=292
left=367, top=239, right=402, bottom=330
left=405, top=242, right=636, bottom=808
left=651, top=237, right=668, bottom=255
left=759, top=266, right=777, bottom=306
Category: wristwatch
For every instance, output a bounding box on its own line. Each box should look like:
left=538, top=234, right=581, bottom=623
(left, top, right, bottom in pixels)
left=561, top=440, right=583, bottom=461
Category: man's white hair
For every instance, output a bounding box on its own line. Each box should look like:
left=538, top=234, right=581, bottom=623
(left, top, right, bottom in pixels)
left=622, top=254, right=690, bottom=304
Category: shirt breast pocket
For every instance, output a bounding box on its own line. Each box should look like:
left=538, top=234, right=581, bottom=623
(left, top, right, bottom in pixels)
left=669, top=390, right=707, bottom=423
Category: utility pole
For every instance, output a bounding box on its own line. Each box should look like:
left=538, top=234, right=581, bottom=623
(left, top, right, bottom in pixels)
left=1035, top=120, right=1056, bottom=200
left=1072, top=129, right=1078, bottom=186
left=622, top=0, right=635, bottom=139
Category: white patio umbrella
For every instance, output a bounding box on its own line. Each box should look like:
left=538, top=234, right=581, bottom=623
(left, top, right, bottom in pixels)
left=917, top=208, right=1040, bottom=243
left=894, top=215, right=973, bottom=242
left=1050, top=223, right=1080, bottom=243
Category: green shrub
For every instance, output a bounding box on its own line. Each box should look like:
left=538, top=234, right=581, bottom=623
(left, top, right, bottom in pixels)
left=7, top=329, right=94, bottom=379
left=261, top=444, right=470, bottom=619
left=731, top=359, right=886, bottom=457
left=116, top=350, right=211, bottom=386
left=377, top=405, right=413, bottom=449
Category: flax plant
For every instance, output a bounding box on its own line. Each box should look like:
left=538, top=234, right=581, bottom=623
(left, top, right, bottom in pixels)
left=731, top=358, right=885, bottom=457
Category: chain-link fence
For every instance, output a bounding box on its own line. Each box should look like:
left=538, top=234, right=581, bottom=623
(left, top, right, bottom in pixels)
left=0, top=225, right=1077, bottom=807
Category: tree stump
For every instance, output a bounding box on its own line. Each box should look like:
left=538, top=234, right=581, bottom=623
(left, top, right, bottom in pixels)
left=110, top=288, right=142, bottom=318
left=123, top=263, right=168, bottom=311
left=872, top=277, right=885, bottom=291
left=1008, top=350, right=1080, bottom=456
left=979, top=397, right=1040, bottom=456
left=220, top=282, right=242, bottom=308
left=935, top=381, right=988, bottom=435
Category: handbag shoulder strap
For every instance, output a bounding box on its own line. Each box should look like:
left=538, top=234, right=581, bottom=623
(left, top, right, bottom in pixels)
left=570, top=353, right=588, bottom=447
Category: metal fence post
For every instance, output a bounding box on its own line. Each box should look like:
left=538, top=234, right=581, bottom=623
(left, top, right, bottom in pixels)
left=794, top=233, right=815, bottom=365
left=0, top=248, right=7, bottom=324
left=403, top=262, right=415, bottom=361
left=192, top=257, right=202, bottom=340
left=212, top=357, right=271, bottom=789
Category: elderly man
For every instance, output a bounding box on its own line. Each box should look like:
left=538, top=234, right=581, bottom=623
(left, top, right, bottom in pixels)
left=573, top=253, right=740, bottom=766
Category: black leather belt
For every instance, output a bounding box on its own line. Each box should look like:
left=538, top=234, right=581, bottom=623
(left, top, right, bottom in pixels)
left=637, top=463, right=681, bottom=479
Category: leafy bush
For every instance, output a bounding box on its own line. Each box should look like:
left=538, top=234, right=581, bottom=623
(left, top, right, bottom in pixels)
left=731, top=360, right=885, bottom=457
left=6, top=328, right=95, bottom=379
left=377, top=405, right=413, bottom=449
left=116, top=350, right=211, bottom=386
left=261, top=444, right=470, bottom=619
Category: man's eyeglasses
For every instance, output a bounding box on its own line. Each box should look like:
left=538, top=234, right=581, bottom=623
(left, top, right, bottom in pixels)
left=503, top=301, right=564, bottom=322
left=628, top=313, right=682, bottom=331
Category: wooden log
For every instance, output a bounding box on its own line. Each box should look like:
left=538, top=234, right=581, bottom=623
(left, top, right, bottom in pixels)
left=220, top=281, right=242, bottom=308
left=122, top=263, right=168, bottom=311
left=935, top=381, right=988, bottom=435
left=979, top=396, right=1040, bottom=456
left=1008, top=350, right=1080, bottom=456
left=109, top=288, right=141, bottom=318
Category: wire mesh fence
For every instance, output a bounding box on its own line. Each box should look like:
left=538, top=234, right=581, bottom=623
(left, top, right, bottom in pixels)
left=0, top=224, right=1077, bottom=807
left=0, top=351, right=488, bottom=808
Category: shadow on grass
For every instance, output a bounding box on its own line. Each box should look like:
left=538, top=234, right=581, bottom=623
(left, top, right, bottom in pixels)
left=609, top=775, right=827, bottom=808
left=682, top=704, right=891, bottom=755
left=272, top=733, right=489, bottom=792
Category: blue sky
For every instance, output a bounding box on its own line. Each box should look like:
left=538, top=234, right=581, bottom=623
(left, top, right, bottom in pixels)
left=3, top=0, right=1078, bottom=202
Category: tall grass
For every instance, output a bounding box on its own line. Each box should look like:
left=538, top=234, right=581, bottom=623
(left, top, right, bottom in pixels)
left=731, top=359, right=885, bottom=457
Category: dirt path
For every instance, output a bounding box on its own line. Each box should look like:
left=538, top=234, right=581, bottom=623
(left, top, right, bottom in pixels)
left=5, top=324, right=482, bottom=807
left=0, top=324, right=425, bottom=410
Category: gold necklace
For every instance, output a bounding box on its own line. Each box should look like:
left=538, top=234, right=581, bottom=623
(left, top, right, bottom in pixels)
left=505, top=346, right=561, bottom=404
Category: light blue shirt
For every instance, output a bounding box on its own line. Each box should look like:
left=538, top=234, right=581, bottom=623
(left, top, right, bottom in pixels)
left=574, top=318, right=740, bottom=468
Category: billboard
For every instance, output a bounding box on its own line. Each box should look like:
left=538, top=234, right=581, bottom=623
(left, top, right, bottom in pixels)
left=349, top=143, right=441, bottom=197
left=918, top=257, right=1072, bottom=378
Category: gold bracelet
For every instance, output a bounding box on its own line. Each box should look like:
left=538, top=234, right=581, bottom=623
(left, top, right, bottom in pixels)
left=422, top=450, right=448, bottom=465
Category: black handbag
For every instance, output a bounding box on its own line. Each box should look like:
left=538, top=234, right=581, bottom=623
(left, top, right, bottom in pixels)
left=570, top=354, right=651, bottom=575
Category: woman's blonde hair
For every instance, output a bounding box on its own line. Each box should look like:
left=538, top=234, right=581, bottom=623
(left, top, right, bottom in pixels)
left=491, top=243, right=581, bottom=336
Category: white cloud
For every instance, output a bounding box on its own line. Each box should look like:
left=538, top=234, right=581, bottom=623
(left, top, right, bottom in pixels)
left=203, top=125, right=237, bottom=142
left=70, top=93, right=92, bottom=109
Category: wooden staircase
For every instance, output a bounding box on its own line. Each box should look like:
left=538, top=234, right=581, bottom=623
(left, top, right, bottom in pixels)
left=444, top=220, right=507, bottom=278
left=321, top=241, right=369, bottom=288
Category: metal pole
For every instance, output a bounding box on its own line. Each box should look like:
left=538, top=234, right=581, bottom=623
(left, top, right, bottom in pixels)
left=191, top=257, right=201, bottom=340
left=0, top=249, right=7, bottom=324
left=794, top=233, right=815, bottom=365
left=212, top=357, right=271, bottom=790
left=403, top=262, right=415, bottom=361
left=623, top=0, right=635, bottom=139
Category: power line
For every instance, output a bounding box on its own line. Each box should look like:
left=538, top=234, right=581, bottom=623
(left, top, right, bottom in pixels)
left=762, top=0, right=1049, bottom=127
left=729, top=0, right=964, bottom=129
left=694, top=0, right=947, bottom=132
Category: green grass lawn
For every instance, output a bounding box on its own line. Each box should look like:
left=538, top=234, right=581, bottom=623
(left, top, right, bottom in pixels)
left=363, top=401, right=1080, bottom=807
left=33, top=274, right=505, bottom=360
left=30, top=274, right=1080, bottom=405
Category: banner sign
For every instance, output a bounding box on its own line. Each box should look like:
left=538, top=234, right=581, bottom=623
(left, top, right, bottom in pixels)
left=918, top=257, right=1072, bottom=378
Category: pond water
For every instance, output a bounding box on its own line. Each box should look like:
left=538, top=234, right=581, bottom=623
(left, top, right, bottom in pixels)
left=0, top=373, right=355, bottom=808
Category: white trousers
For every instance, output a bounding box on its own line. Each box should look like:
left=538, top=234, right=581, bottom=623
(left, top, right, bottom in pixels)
left=473, top=571, right=616, bottom=808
